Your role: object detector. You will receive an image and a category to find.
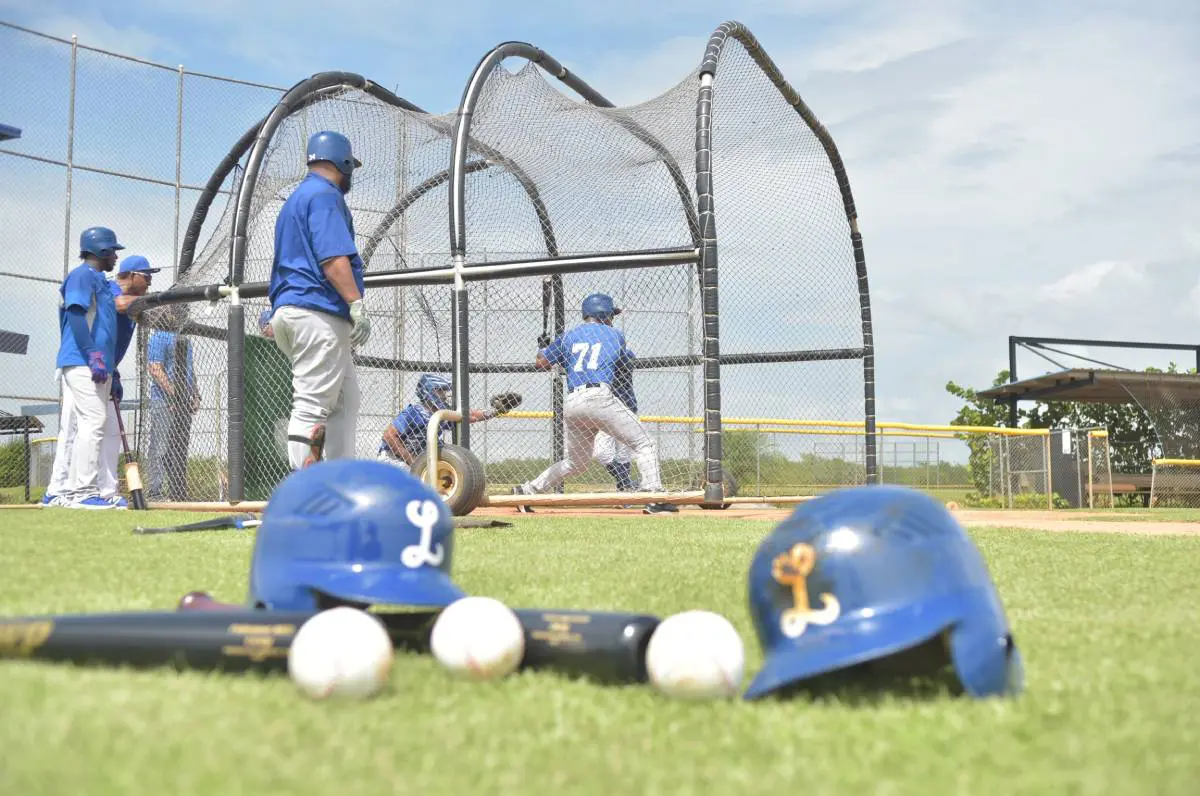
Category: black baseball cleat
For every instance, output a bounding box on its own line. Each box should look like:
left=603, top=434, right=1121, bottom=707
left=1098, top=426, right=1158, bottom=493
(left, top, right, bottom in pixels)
left=644, top=502, right=679, bottom=515
left=512, top=485, right=535, bottom=514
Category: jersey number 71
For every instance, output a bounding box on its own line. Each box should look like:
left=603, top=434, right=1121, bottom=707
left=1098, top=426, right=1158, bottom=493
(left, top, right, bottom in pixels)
left=571, top=342, right=602, bottom=372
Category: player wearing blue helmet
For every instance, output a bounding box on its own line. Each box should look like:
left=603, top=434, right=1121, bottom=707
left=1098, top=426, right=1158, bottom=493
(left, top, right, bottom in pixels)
left=268, top=130, right=371, bottom=471
left=513, top=293, right=677, bottom=515
left=52, top=226, right=123, bottom=509
left=45, top=253, right=156, bottom=509
left=743, top=485, right=1023, bottom=701
left=377, top=374, right=498, bottom=470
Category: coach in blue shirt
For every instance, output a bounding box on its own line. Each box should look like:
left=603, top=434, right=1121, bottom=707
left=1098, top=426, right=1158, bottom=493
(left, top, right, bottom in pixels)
left=267, top=130, right=371, bottom=471
left=145, top=302, right=198, bottom=502
left=54, top=226, right=122, bottom=510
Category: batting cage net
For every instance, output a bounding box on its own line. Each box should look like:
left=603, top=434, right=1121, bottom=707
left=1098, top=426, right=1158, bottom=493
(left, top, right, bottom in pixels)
left=138, top=21, right=876, bottom=508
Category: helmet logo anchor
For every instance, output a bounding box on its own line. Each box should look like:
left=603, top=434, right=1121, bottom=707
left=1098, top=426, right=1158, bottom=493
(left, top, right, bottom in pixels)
left=772, top=543, right=841, bottom=638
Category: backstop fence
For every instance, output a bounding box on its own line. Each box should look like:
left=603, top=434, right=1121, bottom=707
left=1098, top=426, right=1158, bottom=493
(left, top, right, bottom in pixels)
left=0, top=20, right=287, bottom=502
left=119, top=21, right=878, bottom=508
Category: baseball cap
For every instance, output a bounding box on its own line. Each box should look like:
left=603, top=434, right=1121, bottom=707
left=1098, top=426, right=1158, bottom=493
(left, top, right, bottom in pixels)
left=118, top=255, right=161, bottom=275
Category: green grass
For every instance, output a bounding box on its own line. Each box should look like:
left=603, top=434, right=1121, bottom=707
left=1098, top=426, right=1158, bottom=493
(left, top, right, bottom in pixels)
left=1, top=510, right=1198, bottom=795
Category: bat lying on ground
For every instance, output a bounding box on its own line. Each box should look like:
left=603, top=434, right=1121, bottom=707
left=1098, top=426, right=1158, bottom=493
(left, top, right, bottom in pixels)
left=0, top=598, right=661, bottom=684
left=132, top=514, right=260, bottom=535
left=133, top=516, right=513, bottom=535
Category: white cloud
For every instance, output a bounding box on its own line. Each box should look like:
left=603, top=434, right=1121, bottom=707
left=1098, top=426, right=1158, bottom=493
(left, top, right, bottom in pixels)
left=2, top=0, right=1198, bottom=445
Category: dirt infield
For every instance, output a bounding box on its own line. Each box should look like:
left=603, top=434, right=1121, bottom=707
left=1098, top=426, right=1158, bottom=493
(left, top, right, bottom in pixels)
left=4, top=502, right=1195, bottom=537
left=471, top=505, right=1200, bottom=537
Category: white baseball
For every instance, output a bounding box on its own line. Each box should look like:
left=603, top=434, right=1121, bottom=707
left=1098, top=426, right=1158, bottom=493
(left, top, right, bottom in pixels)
left=429, top=596, right=525, bottom=681
left=644, top=610, right=745, bottom=699
left=287, top=606, right=395, bottom=700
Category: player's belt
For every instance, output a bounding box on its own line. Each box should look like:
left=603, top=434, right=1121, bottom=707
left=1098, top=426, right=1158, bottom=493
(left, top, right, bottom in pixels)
left=569, top=382, right=605, bottom=393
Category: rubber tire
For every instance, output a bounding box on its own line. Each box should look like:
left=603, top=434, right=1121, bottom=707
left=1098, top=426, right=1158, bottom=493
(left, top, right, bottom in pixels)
left=411, top=442, right=487, bottom=516
left=698, top=466, right=740, bottom=510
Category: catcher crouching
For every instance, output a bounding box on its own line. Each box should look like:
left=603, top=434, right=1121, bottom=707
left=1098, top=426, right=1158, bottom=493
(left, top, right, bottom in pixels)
left=376, top=373, right=522, bottom=470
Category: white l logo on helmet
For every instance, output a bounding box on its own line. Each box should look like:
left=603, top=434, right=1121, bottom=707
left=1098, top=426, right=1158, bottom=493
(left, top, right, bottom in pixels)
left=402, top=499, right=445, bottom=568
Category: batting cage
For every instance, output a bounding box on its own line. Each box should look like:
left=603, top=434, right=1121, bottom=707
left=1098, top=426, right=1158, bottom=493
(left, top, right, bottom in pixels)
left=133, top=21, right=877, bottom=511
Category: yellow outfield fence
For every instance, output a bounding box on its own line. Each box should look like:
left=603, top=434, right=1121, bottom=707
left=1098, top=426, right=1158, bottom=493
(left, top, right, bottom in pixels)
left=4, top=410, right=1108, bottom=512
left=1150, top=458, right=1200, bottom=507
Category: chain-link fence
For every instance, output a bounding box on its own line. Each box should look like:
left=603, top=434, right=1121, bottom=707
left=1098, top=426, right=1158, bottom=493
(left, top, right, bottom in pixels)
left=157, top=24, right=875, bottom=508
left=0, top=21, right=286, bottom=502
left=1086, top=429, right=1114, bottom=508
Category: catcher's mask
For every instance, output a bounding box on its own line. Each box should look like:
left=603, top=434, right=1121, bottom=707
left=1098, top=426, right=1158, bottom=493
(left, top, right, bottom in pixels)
left=744, top=485, right=1023, bottom=701
left=247, top=459, right=466, bottom=611
left=416, top=373, right=452, bottom=411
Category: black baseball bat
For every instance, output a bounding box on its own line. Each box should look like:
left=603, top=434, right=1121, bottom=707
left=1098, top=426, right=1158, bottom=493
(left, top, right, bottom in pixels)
left=112, top=396, right=148, bottom=510
left=133, top=514, right=260, bottom=535
left=1, top=606, right=659, bottom=684
left=180, top=594, right=660, bottom=684
left=0, top=609, right=439, bottom=673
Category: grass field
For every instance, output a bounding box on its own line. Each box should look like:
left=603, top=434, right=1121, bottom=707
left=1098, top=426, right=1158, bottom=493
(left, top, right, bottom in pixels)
left=1, top=508, right=1198, bottom=795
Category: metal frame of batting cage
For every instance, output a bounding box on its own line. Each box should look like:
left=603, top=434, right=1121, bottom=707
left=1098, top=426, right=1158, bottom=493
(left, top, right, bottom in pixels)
left=140, top=19, right=877, bottom=507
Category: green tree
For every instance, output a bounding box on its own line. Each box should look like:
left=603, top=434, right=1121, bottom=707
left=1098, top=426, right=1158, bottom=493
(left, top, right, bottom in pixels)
left=944, top=370, right=1021, bottom=494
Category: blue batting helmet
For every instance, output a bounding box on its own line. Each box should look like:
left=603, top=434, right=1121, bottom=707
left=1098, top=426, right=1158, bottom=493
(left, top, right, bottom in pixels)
left=247, top=459, right=466, bottom=611
left=306, top=130, right=362, bottom=175
left=79, top=227, right=125, bottom=259
left=581, top=293, right=621, bottom=321
left=416, top=373, right=452, bottom=411
left=743, top=484, right=1023, bottom=701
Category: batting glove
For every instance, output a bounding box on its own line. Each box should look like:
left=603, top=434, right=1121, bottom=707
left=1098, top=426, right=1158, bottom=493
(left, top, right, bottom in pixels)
left=111, top=370, right=123, bottom=402
left=349, top=300, right=372, bottom=347
left=87, top=351, right=109, bottom=384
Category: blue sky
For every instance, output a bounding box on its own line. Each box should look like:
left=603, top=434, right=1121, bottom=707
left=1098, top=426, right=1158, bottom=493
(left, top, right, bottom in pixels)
left=1, top=0, right=1198, bottom=453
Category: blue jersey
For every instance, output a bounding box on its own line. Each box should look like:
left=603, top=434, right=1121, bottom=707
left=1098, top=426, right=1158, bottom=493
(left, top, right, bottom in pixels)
left=379, top=403, right=453, bottom=457
left=110, top=281, right=136, bottom=366
left=147, top=331, right=196, bottom=402
left=268, top=172, right=365, bottom=322
left=56, top=263, right=117, bottom=369
left=541, top=321, right=632, bottom=392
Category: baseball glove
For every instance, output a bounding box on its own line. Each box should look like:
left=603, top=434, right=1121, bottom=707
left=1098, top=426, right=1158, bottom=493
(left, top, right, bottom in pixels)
left=489, top=391, right=523, bottom=415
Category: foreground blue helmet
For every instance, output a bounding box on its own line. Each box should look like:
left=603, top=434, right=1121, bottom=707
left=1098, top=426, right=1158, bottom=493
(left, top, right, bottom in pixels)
left=79, top=226, right=125, bottom=259
left=581, top=293, right=621, bottom=321
left=744, top=484, right=1023, bottom=701
left=247, top=459, right=466, bottom=611
left=416, top=373, right=452, bottom=411
left=306, top=130, right=362, bottom=176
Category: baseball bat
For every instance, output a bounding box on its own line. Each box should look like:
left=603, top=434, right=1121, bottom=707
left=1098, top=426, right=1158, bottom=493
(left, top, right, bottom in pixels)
left=0, top=609, right=440, bottom=673
left=176, top=594, right=661, bottom=684
left=112, top=395, right=148, bottom=510
left=133, top=514, right=260, bottom=535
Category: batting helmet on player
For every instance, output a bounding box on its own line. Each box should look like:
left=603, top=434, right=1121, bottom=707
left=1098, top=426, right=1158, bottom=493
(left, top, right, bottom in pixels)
left=743, top=484, right=1023, bottom=701
left=79, top=226, right=125, bottom=259
left=247, top=459, right=465, bottom=611
left=581, top=293, right=621, bottom=321
left=306, top=130, right=362, bottom=175
left=416, top=373, right=453, bottom=411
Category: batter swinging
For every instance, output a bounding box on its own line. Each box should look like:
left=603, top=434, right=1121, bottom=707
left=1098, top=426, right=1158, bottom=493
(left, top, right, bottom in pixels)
left=513, top=293, right=678, bottom=515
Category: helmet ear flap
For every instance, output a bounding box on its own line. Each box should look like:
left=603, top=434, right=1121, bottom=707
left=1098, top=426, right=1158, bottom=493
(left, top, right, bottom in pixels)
left=946, top=614, right=1024, bottom=698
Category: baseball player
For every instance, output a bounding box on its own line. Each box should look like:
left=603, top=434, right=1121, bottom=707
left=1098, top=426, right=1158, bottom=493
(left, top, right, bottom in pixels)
left=512, top=293, right=678, bottom=515
left=377, top=374, right=498, bottom=470
left=43, top=255, right=157, bottom=508
left=50, top=227, right=122, bottom=509
left=268, top=130, right=370, bottom=470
